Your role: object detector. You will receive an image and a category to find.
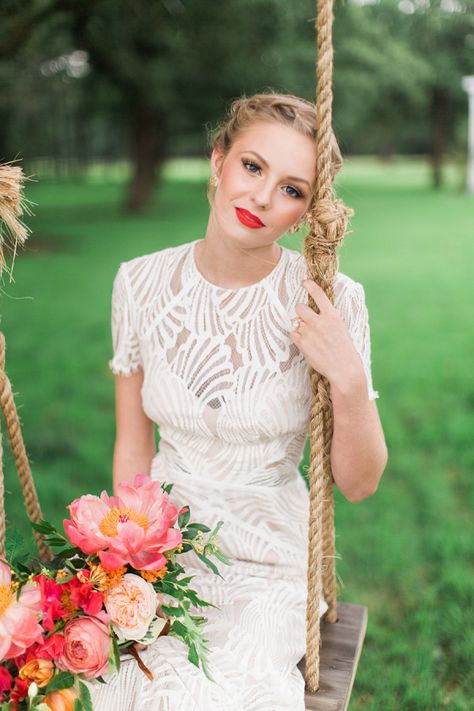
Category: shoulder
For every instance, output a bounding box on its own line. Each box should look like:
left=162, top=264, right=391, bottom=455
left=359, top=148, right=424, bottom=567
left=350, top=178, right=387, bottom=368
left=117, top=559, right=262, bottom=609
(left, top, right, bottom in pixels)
left=114, top=242, right=190, bottom=304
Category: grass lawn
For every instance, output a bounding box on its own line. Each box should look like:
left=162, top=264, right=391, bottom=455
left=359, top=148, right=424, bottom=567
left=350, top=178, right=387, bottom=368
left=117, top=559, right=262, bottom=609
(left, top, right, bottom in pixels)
left=1, top=157, right=473, bottom=710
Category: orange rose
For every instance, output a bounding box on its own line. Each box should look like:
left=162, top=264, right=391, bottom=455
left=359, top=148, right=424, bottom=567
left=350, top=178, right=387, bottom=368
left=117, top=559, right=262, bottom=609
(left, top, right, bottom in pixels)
left=18, top=658, right=54, bottom=688
left=43, top=687, right=78, bottom=711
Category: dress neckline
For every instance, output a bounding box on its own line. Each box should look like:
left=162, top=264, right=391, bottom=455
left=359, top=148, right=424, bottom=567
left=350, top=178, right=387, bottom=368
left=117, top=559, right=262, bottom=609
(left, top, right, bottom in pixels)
left=189, top=238, right=286, bottom=293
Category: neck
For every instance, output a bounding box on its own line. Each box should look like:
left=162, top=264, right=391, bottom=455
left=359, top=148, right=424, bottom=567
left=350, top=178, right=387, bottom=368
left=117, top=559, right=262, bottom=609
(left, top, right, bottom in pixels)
left=196, top=217, right=281, bottom=290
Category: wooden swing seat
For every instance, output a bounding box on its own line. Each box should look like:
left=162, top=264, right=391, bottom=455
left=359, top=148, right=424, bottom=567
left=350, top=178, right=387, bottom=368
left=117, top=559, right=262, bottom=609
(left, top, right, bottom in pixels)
left=299, top=602, right=368, bottom=711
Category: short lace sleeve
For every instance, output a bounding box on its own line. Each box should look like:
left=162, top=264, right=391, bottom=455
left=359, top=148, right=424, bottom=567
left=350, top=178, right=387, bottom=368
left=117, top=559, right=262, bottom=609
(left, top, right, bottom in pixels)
left=108, top=263, right=143, bottom=376
left=337, top=279, right=379, bottom=401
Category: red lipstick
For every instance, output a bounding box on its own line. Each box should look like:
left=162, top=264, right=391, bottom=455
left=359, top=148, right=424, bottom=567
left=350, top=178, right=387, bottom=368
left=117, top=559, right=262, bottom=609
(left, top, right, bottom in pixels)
left=235, top=207, right=266, bottom=228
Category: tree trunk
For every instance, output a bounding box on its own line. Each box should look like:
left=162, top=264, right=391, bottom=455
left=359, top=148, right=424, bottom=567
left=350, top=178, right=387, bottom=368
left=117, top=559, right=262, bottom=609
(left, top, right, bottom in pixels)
left=125, top=102, right=166, bottom=213
left=430, top=86, right=449, bottom=190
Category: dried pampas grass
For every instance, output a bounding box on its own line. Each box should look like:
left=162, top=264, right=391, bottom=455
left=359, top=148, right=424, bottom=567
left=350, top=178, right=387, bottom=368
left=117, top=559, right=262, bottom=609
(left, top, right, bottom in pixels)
left=0, top=162, right=33, bottom=281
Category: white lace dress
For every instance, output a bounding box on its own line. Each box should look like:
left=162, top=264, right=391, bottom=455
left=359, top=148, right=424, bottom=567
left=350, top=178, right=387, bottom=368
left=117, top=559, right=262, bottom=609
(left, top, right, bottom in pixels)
left=89, top=239, right=379, bottom=711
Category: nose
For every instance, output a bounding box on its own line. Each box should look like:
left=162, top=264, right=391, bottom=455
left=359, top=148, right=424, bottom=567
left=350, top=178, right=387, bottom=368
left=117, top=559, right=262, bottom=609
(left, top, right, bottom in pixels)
left=250, top=180, right=272, bottom=210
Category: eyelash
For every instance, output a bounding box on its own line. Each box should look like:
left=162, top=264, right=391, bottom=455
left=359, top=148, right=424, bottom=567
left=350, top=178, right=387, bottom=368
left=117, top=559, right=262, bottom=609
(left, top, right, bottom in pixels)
left=241, top=159, right=304, bottom=199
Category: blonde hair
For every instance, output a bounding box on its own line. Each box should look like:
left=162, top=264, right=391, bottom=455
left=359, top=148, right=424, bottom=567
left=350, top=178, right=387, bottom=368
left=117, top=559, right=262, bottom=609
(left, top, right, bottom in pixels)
left=206, top=90, right=343, bottom=215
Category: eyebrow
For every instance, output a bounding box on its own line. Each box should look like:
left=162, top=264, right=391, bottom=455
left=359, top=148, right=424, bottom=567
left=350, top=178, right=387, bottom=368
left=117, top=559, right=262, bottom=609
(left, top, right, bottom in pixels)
left=241, top=150, right=311, bottom=187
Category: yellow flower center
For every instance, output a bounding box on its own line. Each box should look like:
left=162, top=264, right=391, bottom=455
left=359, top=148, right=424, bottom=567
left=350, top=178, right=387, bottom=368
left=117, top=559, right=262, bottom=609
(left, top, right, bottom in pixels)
left=0, top=583, right=13, bottom=616
left=99, top=507, right=149, bottom=537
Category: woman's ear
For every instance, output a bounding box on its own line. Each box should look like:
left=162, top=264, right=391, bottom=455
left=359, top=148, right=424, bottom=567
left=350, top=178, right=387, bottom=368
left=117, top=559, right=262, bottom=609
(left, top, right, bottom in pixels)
left=210, top=148, right=224, bottom=179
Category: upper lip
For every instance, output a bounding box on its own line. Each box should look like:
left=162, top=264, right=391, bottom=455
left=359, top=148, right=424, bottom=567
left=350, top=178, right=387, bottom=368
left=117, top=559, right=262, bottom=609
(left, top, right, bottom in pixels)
left=236, top=207, right=265, bottom=226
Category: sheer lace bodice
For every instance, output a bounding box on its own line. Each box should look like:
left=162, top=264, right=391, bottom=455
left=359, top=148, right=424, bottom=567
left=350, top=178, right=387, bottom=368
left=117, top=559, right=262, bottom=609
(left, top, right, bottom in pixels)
left=92, top=238, right=379, bottom=710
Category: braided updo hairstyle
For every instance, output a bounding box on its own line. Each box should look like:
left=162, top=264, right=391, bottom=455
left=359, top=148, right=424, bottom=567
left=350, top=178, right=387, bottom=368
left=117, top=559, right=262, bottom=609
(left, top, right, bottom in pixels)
left=206, top=91, right=343, bottom=225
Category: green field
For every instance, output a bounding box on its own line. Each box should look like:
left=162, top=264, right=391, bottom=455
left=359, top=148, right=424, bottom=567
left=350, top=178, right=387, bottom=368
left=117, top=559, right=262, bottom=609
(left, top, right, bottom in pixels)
left=1, top=158, right=473, bottom=710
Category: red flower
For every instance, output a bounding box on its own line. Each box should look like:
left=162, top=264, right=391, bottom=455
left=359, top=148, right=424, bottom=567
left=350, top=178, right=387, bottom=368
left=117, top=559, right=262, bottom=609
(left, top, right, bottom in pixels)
left=34, top=575, right=69, bottom=631
left=0, top=666, right=13, bottom=697
left=10, top=676, right=29, bottom=704
left=36, top=633, right=65, bottom=661
left=65, top=575, right=104, bottom=616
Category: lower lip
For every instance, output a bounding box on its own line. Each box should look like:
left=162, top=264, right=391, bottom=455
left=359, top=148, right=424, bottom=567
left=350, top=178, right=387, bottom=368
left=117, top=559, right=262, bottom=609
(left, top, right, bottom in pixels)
left=235, top=208, right=265, bottom=229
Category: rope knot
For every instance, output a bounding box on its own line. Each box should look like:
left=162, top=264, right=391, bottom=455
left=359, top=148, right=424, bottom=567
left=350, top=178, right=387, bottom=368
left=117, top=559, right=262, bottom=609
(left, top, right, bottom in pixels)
left=309, top=198, right=354, bottom=254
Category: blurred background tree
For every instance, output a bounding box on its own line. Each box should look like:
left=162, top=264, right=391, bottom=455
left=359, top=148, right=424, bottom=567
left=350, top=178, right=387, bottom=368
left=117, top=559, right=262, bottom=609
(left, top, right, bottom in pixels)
left=0, top=0, right=472, bottom=210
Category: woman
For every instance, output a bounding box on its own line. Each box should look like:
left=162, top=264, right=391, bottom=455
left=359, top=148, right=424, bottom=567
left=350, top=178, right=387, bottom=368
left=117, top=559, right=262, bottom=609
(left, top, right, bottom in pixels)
left=91, top=92, right=388, bottom=710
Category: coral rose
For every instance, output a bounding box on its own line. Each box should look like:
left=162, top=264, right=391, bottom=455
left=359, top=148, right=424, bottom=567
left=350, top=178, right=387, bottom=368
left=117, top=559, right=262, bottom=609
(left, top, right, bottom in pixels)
left=43, top=687, right=78, bottom=711
left=105, top=573, right=158, bottom=642
left=19, top=658, right=54, bottom=688
left=63, top=474, right=182, bottom=570
left=57, top=617, right=110, bottom=678
left=0, top=562, right=43, bottom=661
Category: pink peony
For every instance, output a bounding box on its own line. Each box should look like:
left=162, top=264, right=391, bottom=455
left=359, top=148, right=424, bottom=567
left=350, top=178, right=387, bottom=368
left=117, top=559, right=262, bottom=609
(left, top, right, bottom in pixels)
left=105, top=573, right=158, bottom=642
left=0, top=562, right=43, bottom=661
left=57, top=617, right=110, bottom=678
left=63, top=474, right=183, bottom=570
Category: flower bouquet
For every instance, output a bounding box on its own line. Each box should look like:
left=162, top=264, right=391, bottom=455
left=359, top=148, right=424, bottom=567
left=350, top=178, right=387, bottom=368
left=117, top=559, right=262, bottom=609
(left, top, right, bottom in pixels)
left=0, top=475, right=230, bottom=710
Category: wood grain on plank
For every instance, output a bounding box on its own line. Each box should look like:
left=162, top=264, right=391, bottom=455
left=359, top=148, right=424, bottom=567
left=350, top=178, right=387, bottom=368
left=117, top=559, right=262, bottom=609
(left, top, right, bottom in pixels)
left=298, top=602, right=368, bottom=711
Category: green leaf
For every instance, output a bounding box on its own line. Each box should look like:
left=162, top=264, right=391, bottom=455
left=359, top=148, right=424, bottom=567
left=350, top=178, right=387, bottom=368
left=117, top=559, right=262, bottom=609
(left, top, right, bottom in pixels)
left=108, top=635, right=121, bottom=674
left=186, top=523, right=211, bottom=533
left=46, top=535, right=69, bottom=545
left=159, top=581, right=185, bottom=599
left=5, top=529, right=25, bottom=561
left=55, top=573, right=75, bottom=584
left=79, top=681, right=93, bottom=711
left=161, top=604, right=185, bottom=617
left=187, top=642, right=199, bottom=667
left=178, top=506, right=190, bottom=528
left=171, top=619, right=189, bottom=640
left=182, top=528, right=199, bottom=541
left=16, top=560, right=34, bottom=576
left=197, top=552, right=221, bottom=577
left=212, top=549, right=233, bottom=565
left=185, top=589, right=215, bottom=608
left=30, top=519, right=57, bottom=535
left=176, top=575, right=194, bottom=586
left=74, top=700, right=84, bottom=711
left=44, top=671, right=75, bottom=693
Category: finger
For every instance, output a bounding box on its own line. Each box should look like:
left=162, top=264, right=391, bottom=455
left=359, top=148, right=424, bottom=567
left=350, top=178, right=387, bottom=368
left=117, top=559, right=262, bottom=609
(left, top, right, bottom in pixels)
left=289, top=327, right=303, bottom=342
left=295, top=302, right=321, bottom=323
left=301, top=279, right=333, bottom=313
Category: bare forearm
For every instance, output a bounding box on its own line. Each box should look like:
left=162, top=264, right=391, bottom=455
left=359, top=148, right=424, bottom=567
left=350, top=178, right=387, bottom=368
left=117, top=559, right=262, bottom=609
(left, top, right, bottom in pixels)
left=329, top=362, right=388, bottom=503
left=113, top=442, right=156, bottom=493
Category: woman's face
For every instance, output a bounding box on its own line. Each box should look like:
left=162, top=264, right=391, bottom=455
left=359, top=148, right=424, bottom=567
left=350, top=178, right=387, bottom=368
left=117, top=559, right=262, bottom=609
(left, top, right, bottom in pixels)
left=210, top=120, right=316, bottom=248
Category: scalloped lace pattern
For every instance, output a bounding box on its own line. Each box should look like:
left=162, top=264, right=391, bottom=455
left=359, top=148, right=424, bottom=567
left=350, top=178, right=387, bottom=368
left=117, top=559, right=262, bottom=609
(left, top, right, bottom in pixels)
left=93, top=240, right=379, bottom=710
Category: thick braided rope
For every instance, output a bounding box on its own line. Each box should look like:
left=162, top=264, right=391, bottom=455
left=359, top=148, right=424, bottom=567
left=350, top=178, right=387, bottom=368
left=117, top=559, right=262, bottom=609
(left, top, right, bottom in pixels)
left=303, top=0, right=353, bottom=692
left=0, top=333, right=51, bottom=562
left=0, top=430, right=5, bottom=561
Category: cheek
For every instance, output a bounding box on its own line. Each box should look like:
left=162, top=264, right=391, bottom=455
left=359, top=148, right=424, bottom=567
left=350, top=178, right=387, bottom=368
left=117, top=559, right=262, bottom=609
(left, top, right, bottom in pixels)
left=276, top=200, right=306, bottom=227
left=220, top=164, right=247, bottom=196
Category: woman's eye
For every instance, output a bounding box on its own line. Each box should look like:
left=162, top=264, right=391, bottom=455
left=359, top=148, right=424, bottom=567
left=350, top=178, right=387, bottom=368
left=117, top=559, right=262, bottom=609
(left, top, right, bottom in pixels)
left=284, top=185, right=302, bottom=199
left=242, top=160, right=260, bottom=174
left=242, top=160, right=303, bottom=199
